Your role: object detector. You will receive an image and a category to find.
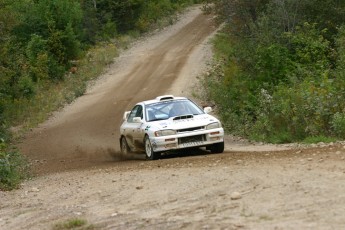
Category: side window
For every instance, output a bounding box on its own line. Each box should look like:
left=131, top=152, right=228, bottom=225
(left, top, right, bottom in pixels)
left=136, top=105, right=143, bottom=119
left=127, top=105, right=143, bottom=123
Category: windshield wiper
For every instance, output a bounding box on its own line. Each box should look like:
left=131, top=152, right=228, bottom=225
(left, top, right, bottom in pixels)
left=149, top=118, right=167, bottom=122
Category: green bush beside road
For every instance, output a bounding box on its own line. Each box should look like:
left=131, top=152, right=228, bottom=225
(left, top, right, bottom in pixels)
left=204, top=0, right=345, bottom=143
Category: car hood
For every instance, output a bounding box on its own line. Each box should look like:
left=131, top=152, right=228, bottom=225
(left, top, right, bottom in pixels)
left=149, top=114, right=219, bottom=130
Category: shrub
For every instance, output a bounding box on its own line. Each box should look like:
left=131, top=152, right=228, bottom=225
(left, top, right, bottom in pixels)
left=18, top=76, right=36, bottom=98
left=331, top=112, right=345, bottom=137
left=0, top=143, right=29, bottom=191
left=248, top=74, right=345, bottom=143
left=255, top=43, right=294, bottom=85
left=302, top=135, right=336, bottom=144
left=206, top=20, right=345, bottom=143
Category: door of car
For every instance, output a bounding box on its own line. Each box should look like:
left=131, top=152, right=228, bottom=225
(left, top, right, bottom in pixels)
left=124, top=105, right=145, bottom=149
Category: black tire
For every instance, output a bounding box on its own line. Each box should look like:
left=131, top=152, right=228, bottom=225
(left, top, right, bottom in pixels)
left=210, top=141, right=224, bottom=154
left=120, top=136, right=130, bottom=155
left=144, top=136, right=160, bottom=160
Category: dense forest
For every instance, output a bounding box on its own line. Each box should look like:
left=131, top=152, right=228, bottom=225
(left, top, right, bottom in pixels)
left=0, top=0, right=199, bottom=190
left=206, top=0, right=345, bottom=143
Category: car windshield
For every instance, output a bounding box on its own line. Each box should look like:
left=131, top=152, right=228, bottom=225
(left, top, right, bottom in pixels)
left=145, top=99, right=204, bottom=122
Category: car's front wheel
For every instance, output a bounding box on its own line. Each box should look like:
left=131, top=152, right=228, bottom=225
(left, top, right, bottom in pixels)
left=144, top=136, right=160, bottom=160
left=120, top=136, right=130, bottom=155
left=209, top=141, right=224, bottom=153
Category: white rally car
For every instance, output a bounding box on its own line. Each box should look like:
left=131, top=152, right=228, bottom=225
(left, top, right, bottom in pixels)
left=119, top=95, right=224, bottom=160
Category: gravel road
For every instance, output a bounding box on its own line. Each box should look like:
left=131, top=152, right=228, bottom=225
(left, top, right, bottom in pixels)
left=1, top=6, right=345, bottom=230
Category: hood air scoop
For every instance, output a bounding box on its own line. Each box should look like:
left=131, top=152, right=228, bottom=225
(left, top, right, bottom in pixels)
left=173, top=114, right=194, bottom=120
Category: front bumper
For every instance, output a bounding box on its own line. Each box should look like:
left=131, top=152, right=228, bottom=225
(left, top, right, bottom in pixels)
left=149, top=128, right=224, bottom=152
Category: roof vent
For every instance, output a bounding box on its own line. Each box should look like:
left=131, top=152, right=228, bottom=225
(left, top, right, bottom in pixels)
left=156, top=95, right=174, bottom=101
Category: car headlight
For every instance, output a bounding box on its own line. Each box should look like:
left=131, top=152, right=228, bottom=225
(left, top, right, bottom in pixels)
left=206, top=122, right=221, bottom=130
left=154, top=129, right=176, bottom=137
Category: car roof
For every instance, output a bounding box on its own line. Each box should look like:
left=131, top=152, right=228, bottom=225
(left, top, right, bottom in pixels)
left=140, top=95, right=187, bottom=105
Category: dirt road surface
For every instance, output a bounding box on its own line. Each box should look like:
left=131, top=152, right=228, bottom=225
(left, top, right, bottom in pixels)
left=1, top=6, right=345, bottom=230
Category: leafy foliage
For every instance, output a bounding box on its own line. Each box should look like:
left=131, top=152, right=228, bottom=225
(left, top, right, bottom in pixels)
left=0, top=143, right=29, bottom=190
left=206, top=0, right=345, bottom=143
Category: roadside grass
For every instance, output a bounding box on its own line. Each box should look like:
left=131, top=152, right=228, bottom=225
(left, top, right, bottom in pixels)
left=53, top=218, right=94, bottom=230
left=302, top=135, right=337, bottom=144
left=0, top=143, right=30, bottom=191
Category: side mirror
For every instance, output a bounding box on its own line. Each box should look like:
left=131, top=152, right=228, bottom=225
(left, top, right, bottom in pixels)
left=123, top=111, right=130, bottom=121
left=204, top=107, right=213, bottom=114
left=133, top=117, right=142, bottom=123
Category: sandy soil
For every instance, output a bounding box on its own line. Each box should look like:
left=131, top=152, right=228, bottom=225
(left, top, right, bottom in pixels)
left=1, top=6, right=345, bottom=230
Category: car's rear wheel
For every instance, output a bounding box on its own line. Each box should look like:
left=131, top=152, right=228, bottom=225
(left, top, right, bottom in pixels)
left=145, top=136, right=160, bottom=160
left=209, top=141, right=224, bottom=153
left=120, top=136, right=130, bottom=155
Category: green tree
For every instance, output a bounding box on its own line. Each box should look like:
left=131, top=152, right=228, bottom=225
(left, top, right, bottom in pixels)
left=12, top=0, right=82, bottom=79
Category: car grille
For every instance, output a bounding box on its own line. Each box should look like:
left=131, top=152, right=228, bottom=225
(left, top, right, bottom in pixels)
left=179, top=135, right=205, bottom=144
left=177, top=126, right=204, bottom=133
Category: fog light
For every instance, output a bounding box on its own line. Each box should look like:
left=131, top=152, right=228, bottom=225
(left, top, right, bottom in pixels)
left=165, top=138, right=175, bottom=142
left=165, top=143, right=177, bottom=148
left=210, top=137, right=220, bottom=141
left=210, top=131, right=220, bottom=135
